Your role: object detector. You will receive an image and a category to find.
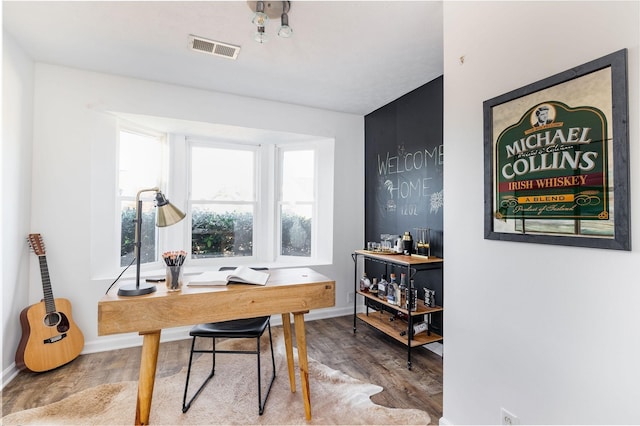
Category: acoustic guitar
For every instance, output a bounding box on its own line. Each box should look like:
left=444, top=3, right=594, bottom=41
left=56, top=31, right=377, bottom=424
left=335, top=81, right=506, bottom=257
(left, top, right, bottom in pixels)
left=15, top=234, right=85, bottom=372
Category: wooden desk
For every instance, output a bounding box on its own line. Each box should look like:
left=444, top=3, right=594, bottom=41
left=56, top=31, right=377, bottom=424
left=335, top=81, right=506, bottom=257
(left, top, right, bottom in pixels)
left=98, top=267, right=335, bottom=425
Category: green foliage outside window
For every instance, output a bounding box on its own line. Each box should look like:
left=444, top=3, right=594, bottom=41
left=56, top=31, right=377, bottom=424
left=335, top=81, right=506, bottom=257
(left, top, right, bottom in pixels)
left=121, top=208, right=312, bottom=264
left=120, top=207, right=157, bottom=266
left=191, top=209, right=253, bottom=258
left=281, top=214, right=312, bottom=257
left=192, top=209, right=311, bottom=258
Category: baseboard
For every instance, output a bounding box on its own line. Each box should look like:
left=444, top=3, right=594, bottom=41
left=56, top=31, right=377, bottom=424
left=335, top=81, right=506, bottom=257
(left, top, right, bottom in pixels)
left=2, top=364, right=20, bottom=390
left=425, top=341, right=444, bottom=356
left=82, top=326, right=192, bottom=354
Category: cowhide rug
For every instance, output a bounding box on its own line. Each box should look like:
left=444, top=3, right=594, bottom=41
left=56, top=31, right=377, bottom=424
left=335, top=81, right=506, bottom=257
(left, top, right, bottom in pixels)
left=2, top=328, right=430, bottom=425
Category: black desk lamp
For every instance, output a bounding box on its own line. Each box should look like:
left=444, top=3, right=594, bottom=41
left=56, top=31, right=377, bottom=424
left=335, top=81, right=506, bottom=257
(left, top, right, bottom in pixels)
left=118, top=187, right=186, bottom=297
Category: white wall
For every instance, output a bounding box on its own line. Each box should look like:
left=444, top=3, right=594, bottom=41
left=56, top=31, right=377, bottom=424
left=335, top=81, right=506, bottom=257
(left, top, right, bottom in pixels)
left=442, top=1, right=639, bottom=424
left=3, top=63, right=363, bottom=376
left=2, top=33, right=34, bottom=385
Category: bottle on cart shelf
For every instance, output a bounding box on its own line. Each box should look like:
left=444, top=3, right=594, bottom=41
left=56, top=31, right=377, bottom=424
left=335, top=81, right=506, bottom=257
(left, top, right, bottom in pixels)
left=359, top=272, right=371, bottom=292
left=399, top=273, right=408, bottom=309
left=394, top=235, right=403, bottom=253
left=387, top=273, right=398, bottom=305
left=390, top=310, right=408, bottom=322
left=396, top=311, right=408, bottom=321
left=399, top=321, right=429, bottom=339
left=407, top=279, right=418, bottom=311
left=424, top=288, right=436, bottom=307
left=378, top=274, right=388, bottom=300
left=369, top=278, right=378, bottom=295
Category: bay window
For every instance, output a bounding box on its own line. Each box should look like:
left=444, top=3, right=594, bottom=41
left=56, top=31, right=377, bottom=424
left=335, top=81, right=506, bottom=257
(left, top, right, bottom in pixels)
left=115, top=123, right=333, bottom=272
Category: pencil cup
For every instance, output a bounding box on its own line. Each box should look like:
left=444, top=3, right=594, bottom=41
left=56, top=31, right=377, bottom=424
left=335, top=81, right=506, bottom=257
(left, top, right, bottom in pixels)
left=165, top=266, right=183, bottom=292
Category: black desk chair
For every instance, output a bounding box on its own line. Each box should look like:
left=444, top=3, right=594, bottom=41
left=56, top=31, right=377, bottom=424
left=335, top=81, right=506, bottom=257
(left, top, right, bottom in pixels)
left=181, top=268, right=276, bottom=415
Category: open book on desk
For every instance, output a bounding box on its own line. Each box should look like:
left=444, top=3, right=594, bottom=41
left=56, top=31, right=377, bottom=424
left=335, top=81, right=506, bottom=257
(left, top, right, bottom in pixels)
left=187, top=266, right=270, bottom=286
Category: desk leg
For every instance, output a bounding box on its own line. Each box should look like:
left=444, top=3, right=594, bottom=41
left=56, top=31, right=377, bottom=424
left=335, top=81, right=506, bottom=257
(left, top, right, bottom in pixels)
left=293, top=312, right=312, bottom=421
left=281, top=313, right=296, bottom=393
left=135, top=330, right=161, bottom=425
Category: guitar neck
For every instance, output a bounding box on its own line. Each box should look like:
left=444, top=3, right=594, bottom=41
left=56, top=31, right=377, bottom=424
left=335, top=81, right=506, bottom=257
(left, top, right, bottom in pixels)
left=38, top=255, right=57, bottom=314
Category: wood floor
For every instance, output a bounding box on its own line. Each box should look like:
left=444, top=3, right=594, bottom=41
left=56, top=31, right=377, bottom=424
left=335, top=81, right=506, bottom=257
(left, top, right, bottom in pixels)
left=2, top=315, right=442, bottom=423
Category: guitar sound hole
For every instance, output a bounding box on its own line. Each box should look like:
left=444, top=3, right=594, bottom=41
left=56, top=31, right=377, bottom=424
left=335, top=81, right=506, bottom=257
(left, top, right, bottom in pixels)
left=43, top=312, right=61, bottom=327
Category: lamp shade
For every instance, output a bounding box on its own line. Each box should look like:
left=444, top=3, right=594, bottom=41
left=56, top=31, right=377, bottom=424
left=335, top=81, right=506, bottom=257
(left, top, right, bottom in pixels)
left=155, top=192, right=186, bottom=227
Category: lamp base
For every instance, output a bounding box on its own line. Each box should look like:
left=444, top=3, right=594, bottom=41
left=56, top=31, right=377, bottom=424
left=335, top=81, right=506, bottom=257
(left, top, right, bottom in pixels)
left=117, top=281, right=157, bottom=297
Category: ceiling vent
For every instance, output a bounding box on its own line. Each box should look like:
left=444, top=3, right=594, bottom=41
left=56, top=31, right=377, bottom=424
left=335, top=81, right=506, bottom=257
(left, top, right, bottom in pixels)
left=188, top=35, right=240, bottom=60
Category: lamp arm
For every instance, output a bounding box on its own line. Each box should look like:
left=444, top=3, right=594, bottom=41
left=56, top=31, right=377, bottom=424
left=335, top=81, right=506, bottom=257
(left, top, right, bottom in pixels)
left=135, top=187, right=161, bottom=205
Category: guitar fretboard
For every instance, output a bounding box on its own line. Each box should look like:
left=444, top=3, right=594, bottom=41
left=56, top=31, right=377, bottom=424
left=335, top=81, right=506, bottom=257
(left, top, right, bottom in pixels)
left=38, top=255, right=57, bottom=314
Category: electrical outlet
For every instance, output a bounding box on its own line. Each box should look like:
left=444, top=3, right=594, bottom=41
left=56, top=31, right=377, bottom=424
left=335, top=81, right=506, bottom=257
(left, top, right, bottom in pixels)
left=501, top=408, right=519, bottom=425
left=347, top=292, right=355, bottom=303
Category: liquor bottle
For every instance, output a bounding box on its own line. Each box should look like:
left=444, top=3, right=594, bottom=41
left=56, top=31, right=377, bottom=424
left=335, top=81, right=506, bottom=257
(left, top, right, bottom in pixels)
left=425, top=288, right=436, bottom=307
left=407, top=279, right=417, bottom=311
left=359, top=272, right=371, bottom=292
left=394, top=235, right=403, bottom=253
left=399, top=321, right=429, bottom=338
left=395, top=310, right=408, bottom=322
left=369, top=278, right=378, bottom=295
left=398, top=273, right=407, bottom=309
left=387, top=273, right=398, bottom=305
left=378, top=274, right=388, bottom=300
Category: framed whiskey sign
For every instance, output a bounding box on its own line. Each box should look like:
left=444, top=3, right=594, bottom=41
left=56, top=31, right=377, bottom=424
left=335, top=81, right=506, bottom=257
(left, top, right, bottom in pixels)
left=483, top=49, right=630, bottom=250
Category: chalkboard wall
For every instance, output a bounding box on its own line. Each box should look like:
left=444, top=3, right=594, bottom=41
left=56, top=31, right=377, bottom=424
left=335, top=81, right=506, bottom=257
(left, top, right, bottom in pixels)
left=364, top=76, right=444, bottom=334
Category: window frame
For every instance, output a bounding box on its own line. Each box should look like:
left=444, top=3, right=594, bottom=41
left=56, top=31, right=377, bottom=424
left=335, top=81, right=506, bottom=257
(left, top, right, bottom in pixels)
left=276, top=144, right=317, bottom=261
left=116, top=125, right=169, bottom=271
left=186, top=138, right=261, bottom=264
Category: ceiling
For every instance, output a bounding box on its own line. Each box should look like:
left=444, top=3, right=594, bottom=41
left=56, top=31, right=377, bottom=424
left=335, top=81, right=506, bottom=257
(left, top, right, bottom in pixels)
left=3, top=1, right=443, bottom=116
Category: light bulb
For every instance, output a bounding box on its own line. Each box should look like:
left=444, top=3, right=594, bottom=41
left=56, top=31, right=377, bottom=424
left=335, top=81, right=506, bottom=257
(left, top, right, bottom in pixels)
left=278, top=12, right=293, bottom=38
left=252, top=1, right=268, bottom=27
left=253, top=26, right=268, bottom=44
left=278, top=25, right=293, bottom=38
left=252, top=12, right=268, bottom=27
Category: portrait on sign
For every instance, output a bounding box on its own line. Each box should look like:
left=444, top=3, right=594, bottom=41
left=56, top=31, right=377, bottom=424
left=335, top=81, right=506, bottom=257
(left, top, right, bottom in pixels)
left=483, top=49, right=630, bottom=250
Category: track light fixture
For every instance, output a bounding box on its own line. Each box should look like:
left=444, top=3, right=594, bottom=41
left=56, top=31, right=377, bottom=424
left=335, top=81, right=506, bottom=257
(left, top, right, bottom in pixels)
left=248, top=1, right=292, bottom=43
left=252, top=0, right=268, bottom=27
left=278, top=1, right=293, bottom=38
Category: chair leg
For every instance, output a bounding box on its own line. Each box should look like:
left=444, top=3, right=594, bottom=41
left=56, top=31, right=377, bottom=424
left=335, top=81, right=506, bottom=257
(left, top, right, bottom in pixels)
left=182, top=336, right=216, bottom=413
left=258, top=322, right=277, bottom=415
left=268, top=322, right=276, bottom=377
left=182, top=323, right=276, bottom=416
